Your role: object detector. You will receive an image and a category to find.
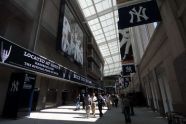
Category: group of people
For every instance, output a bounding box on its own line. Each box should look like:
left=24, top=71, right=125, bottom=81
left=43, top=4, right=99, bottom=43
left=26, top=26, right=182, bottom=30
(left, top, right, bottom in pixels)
left=74, top=93, right=121, bottom=118
left=84, top=93, right=105, bottom=118
left=74, top=92, right=134, bottom=122
left=74, top=93, right=107, bottom=118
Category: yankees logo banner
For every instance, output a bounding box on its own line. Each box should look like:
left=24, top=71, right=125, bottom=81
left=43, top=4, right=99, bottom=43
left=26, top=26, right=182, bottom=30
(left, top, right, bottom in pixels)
left=122, top=63, right=136, bottom=76
left=118, top=0, right=161, bottom=29
left=123, top=76, right=131, bottom=88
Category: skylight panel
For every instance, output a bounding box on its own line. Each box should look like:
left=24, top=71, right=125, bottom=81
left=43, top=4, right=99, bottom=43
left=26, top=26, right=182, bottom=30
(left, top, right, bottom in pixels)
left=77, top=0, right=122, bottom=76
left=113, top=55, right=120, bottom=62
left=83, top=8, right=91, bottom=17
left=86, top=0, right=93, bottom=6
left=102, top=52, right=110, bottom=57
left=88, top=6, right=96, bottom=15
left=95, top=2, right=103, bottom=12
left=108, top=41, right=117, bottom=47
left=94, top=0, right=102, bottom=4
left=106, top=59, right=113, bottom=64
left=88, top=18, right=99, bottom=26
left=95, top=34, right=104, bottom=40
left=78, top=0, right=88, bottom=9
left=96, top=39, right=106, bottom=43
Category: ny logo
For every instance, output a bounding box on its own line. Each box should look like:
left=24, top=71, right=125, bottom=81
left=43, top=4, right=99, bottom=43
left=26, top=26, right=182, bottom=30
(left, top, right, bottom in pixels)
left=129, top=6, right=149, bottom=23
left=126, top=66, right=132, bottom=73
left=125, top=77, right=129, bottom=82
left=10, top=80, right=19, bottom=92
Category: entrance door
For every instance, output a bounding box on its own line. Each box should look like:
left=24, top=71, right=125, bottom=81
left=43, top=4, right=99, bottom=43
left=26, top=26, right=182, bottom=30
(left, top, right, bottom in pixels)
left=61, top=91, right=68, bottom=105
left=31, top=88, right=40, bottom=111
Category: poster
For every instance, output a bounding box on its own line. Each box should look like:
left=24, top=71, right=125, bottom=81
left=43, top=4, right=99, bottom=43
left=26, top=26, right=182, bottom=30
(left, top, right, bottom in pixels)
left=59, top=5, right=84, bottom=65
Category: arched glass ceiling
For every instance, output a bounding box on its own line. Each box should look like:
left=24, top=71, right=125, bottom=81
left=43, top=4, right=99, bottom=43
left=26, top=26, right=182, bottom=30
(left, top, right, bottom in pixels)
left=77, top=0, right=122, bottom=76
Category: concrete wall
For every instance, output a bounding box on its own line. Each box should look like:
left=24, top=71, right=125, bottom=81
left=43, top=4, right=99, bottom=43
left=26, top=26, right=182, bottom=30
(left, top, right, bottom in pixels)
left=135, top=0, right=186, bottom=114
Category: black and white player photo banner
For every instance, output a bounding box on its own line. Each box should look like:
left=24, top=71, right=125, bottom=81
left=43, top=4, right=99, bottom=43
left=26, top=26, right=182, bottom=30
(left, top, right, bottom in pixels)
left=119, top=28, right=134, bottom=63
left=57, top=3, right=84, bottom=65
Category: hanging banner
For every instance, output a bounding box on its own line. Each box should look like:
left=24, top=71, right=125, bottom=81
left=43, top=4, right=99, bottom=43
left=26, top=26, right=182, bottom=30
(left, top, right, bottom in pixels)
left=119, top=28, right=134, bottom=65
left=118, top=0, right=161, bottom=29
left=0, top=36, right=94, bottom=87
left=123, top=76, right=131, bottom=88
left=122, top=63, right=136, bottom=76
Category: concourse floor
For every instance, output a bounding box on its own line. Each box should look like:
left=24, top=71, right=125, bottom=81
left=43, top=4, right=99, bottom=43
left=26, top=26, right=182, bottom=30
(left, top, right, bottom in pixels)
left=0, top=105, right=168, bottom=124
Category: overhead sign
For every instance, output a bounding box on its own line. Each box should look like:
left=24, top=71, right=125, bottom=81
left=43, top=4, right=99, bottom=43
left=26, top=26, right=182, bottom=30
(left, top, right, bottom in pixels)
left=0, top=36, right=94, bottom=87
left=122, top=63, right=136, bottom=76
left=118, top=0, right=161, bottom=29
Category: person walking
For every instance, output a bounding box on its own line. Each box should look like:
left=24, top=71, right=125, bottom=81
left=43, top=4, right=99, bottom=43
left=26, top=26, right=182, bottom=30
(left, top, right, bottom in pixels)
left=121, top=94, right=131, bottom=123
left=114, top=94, right=119, bottom=108
left=75, top=94, right=80, bottom=110
left=106, top=94, right=112, bottom=110
left=128, top=93, right=135, bottom=115
left=97, top=93, right=105, bottom=118
left=84, top=94, right=91, bottom=118
left=91, top=93, right=97, bottom=117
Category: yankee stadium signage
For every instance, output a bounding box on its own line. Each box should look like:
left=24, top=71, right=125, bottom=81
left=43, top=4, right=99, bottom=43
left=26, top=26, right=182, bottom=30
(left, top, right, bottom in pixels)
left=122, top=63, right=136, bottom=76
left=0, top=36, right=93, bottom=86
left=118, top=0, right=161, bottom=29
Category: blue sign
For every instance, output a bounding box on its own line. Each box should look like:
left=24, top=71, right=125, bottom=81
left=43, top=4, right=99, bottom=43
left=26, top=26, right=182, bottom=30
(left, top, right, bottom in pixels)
left=122, top=64, right=136, bottom=76
left=0, top=36, right=95, bottom=87
left=118, top=0, right=161, bottom=29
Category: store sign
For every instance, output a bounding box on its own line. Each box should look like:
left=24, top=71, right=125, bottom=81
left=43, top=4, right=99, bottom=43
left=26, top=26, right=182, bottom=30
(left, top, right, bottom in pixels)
left=118, top=0, right=161, bottom=29
left=0, top=36, right=93, bottom=86
left=122, top=63, right=136, bottom=76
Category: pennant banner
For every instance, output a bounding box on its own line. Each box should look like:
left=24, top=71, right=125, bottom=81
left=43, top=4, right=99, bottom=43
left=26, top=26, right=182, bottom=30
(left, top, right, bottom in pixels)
left=122, top=63, right=136, bottom=76
left=119, top=28, right=134, bottom=64
left=118, top=0, right=161, bottom=29
left=123, top=76, right=130, bottom=88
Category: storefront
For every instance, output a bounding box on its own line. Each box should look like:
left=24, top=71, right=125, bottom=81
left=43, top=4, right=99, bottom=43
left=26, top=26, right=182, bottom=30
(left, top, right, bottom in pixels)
left=0, top=36, right=98, bottom=118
